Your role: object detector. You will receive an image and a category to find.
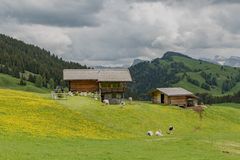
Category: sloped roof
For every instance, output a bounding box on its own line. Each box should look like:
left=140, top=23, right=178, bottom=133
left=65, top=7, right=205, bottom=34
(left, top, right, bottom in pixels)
left=63, top=69, right=132, bottom=82
left=154, top=87, right=194, bottom=96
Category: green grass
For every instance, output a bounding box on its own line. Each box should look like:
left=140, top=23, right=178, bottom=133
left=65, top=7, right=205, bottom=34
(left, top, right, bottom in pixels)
left=173, top=56, right=239, bottom=77
left=0, top=73, right=49, bottom=93
left=0, top=89, right=240, bottom=160
left=174, top=77, right=211, bottom=94
left=1, top=135, right=239, bottom=160
left=171, top=56, right=240, bottom=95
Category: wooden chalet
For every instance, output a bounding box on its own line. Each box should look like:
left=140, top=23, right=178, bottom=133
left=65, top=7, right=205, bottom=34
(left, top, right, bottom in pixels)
left=151, top=87, right=198, bottom=107
left=63, top=69, right=132, bottom=103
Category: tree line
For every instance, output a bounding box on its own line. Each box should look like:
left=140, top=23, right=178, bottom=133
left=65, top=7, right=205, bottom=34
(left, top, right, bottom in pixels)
left=0, top=33, right=87, bottom=89
left=196, top=92, right=240, bottom=104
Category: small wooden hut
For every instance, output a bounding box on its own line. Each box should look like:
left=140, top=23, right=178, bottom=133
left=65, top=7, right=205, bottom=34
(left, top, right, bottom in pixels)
left=151, top=87, right=197, bottom=107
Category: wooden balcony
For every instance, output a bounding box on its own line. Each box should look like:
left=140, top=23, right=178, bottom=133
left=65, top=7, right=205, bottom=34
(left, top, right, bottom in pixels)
left=100, top=87, right=125, bottom=93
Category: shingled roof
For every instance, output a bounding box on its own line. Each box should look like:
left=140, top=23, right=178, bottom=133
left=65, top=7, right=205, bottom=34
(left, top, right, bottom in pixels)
left=154, top=87, right=195, bottom=96
left=63, top=69, right=132, bottom=82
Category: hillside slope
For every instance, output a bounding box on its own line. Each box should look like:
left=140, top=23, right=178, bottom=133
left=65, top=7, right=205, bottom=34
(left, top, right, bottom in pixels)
left=1, top=88, right=240, bottom=139
left=58, top=96, right=240, bottom=137
left=0, top=89, right=240, bottom=160
left=0, top=33, right=87, bottom=85
left=0, top=89, right=124, bottom=139
left=0, top=73, right=49, bottom=93
left=129, top=51, right=240, bottom=100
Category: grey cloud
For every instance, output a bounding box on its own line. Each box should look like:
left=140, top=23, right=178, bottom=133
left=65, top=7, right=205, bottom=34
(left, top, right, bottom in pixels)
left=210, top=0, right=240, bottom=4
left=210, top=5, right=240, bottom=34
left=132, top=0, right=240, bottom=4
left=0, top=0, right=104, bottom=27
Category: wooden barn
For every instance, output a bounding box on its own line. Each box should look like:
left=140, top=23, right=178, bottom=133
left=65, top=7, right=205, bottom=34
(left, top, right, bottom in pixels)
left=63, top=69, right=132, bottom=104
left=151, top=87, right=198, bottom=107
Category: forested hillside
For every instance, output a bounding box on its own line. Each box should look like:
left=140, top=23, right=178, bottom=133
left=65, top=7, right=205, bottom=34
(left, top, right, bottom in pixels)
left=128, top=52, right=240, bottom=100
left=1, top=33, right=240, bottom=102
left=0, top=34, right=87, bottom=88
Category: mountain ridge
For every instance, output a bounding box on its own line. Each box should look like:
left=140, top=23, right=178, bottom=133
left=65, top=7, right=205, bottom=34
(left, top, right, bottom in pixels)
left=128, top=51, right=240, bottom=100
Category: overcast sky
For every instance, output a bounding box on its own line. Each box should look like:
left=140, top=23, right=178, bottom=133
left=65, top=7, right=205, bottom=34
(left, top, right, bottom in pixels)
left=1, top=0, right=240, bottom=66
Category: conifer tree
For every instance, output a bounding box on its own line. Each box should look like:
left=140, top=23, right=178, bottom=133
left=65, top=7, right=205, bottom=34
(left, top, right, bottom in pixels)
left=35, top=75, right=43, bottom=88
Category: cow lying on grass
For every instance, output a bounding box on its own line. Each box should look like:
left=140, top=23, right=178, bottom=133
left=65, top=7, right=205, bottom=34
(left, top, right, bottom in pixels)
left=155, top=130, right=163, bottom=136
left=147, top=131, right=153, bottom=136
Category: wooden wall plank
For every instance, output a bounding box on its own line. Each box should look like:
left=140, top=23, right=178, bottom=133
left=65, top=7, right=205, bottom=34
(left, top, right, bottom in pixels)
left=69, top=80, right=98, bottom=92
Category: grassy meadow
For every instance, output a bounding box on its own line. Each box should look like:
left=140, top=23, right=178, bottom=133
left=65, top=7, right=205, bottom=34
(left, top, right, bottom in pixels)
left=0, top=73, right=49, bottom=93
left=172, top=56, right=240, bottom=96
left=0, top=89, right=240, bottom=160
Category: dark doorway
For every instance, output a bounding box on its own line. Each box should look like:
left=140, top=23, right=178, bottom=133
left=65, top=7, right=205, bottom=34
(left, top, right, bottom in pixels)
left=161, top=94, right=165, bottom=103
